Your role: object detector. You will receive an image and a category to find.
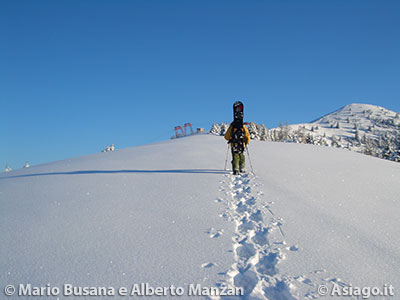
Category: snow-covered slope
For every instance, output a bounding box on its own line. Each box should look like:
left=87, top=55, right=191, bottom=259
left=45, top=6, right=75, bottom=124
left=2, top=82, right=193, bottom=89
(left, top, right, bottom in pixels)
left=212, top=103, right=400, bottom=163
left=298, top=103, right=399, bottom=142
left=278, top=103, right=400, bottom=161
left=312, top=103, right=399, bottom=128
left=1, top=135, right=399, bottom=299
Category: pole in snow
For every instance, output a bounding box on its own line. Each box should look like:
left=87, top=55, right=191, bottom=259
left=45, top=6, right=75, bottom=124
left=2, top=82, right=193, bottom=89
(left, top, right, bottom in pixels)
left=246, top=145, right=255, bottom=175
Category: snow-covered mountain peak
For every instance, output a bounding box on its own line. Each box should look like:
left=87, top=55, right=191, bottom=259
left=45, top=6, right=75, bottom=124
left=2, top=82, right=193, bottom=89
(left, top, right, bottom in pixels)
left=211, top=103, right=400, bottom=162
left=307, top=103, right=399, bottom=150
left=313, top=103, right=399, bottom=126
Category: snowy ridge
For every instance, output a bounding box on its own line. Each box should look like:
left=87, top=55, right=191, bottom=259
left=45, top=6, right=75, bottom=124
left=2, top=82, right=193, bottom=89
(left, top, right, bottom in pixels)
left=308, top=103, right=399, bottom=145
left=211, top=103, right=400, bottom=163
left=312, top=103, right=397, bottom=124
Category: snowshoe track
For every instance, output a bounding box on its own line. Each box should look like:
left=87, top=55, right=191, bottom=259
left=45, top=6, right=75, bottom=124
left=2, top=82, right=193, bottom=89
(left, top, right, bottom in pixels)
left=212, top=173, right=296, bottom=299
left=212, top=173, right=354, bottom=300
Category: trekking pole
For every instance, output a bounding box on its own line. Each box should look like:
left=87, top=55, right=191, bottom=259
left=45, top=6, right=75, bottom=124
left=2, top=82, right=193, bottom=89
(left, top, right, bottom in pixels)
left=224, top=143, right=230, bottom=171
left=245, top=145, right=255, bottom=175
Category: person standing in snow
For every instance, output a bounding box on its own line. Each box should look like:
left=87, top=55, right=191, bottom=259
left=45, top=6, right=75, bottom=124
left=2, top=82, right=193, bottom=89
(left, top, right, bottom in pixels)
left=224, top=102, right=250, bottom=175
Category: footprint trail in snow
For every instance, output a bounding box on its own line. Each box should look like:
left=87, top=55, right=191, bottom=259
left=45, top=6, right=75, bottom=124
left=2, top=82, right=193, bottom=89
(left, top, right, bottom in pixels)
left=211, top=173, right=352, bottom=300
left=222, top=173, right=295, bottom=299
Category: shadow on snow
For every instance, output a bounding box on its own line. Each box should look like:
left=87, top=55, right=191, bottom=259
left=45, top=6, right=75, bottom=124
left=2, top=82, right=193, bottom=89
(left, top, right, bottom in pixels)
left=1, top=169, right=229, bottom=179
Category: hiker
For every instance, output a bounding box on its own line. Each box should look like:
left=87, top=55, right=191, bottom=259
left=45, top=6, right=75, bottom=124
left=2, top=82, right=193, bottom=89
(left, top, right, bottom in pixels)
left=224, top=101, right=250, bottom=175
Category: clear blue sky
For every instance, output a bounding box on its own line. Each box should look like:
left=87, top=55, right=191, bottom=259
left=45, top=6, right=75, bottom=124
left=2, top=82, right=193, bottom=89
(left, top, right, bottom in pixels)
left=1, top=0, right=399, bottom=169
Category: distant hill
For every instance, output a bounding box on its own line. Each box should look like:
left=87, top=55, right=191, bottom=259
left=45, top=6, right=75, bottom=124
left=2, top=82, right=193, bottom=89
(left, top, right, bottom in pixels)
left=211, top=103, right=400, bottom=162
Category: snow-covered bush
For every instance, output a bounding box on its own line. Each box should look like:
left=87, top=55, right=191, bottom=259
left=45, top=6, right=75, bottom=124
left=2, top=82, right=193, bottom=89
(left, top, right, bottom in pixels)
left=220, top=123, right=229, bottom=135
left=331, top=135, right=341, bottom=148
left=247, top=122, right=259, bottom=140
left=102, top=144, right=115, bottom=152
left=210, top=123, right=222, bottom=135
left=355, top=129, right=361, bottom=143
left=259, top=124, right=268, bottom=141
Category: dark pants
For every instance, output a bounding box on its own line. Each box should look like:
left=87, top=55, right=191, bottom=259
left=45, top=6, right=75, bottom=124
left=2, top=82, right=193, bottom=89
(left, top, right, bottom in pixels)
left=231, top=149, right=245, bottom=171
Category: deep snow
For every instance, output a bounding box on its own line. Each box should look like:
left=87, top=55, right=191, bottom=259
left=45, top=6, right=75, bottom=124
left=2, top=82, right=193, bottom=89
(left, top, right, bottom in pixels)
left=1, top=134, right=399, bottom=299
